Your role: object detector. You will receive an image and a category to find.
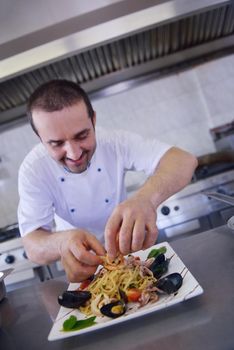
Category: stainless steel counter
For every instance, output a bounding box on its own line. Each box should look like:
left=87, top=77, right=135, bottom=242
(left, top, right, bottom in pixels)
left=1, top=225, right=234, bottom=350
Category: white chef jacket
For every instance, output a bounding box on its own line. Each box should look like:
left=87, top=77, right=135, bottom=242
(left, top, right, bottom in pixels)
left=18, top=127, right=171, bottom=241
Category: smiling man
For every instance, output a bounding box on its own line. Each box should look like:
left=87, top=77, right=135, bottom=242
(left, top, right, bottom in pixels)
left=18, top=79, right=197, bottom=282
left=33, top=102, right=97, bottom=174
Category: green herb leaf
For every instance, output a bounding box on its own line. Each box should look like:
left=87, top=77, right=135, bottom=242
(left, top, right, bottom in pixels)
left=63, top=315, right=78, bottom=331
left=147, top=246, right=167, bottom=259
left=62, top=315, right=96, bottom=332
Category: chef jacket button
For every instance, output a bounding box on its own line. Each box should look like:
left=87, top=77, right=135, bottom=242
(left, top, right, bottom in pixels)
left=60, top=177, right=65, bottom=182
left=105, top=199, right=109, bottom=203
left=70, top=208, right=75, bottom=213
left=97, top=168, right=102, bottom=172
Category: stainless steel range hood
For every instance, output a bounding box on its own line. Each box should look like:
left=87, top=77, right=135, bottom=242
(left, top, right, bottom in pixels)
left=0, top=0, right=234, bottom=127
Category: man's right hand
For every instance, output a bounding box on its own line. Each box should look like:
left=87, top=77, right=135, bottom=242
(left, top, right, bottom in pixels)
left=58, top=230, right=106, bottom=282
left=22, top=228, right=105, bottom=283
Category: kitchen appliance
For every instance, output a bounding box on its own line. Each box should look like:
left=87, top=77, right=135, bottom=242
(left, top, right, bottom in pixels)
left=0, top=269, right=13, bottom=302
left=126, top=158, right=234, bottom=242
left=156, top=167, right=234, bottom=242
left=155, top=124, right=234, bottom=242
left=202, top=191, right=234, bottom=229
left=0, top=224, right=56, bottom=291
left=203, top=190, right=234, bottom=205
left=0, top=0, right=234, bottom=129
left=0, top=269, right=14, bottom=302
left=210, top=120, right=234, bottom=151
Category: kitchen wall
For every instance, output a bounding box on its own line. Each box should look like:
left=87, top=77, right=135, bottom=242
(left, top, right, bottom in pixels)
left=0, top=53, right=233, bottom=227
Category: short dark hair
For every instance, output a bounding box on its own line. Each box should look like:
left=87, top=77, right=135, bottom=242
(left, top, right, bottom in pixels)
left=27, top=80, right=95, bottom=135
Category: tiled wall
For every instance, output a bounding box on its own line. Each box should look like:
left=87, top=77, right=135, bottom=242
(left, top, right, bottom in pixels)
left=0, top=54, right=233, bottom=227
left=0, top=124, right=38, bottom=226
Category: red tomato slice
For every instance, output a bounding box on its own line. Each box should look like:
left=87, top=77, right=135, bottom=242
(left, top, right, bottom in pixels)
left=126, top=288, right=142, bottom=302
left=79, top=279, right=92, bottom=290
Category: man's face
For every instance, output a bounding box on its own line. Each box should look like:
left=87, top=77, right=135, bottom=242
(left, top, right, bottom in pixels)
left=32, top=101, right=96, bottom=173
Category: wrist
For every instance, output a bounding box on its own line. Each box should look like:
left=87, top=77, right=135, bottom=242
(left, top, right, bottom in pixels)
left=134, top=176, right=166, bottom=210
left=133, top=190, right=160, bottom=211
left=55, top=231, right=66, bottom=258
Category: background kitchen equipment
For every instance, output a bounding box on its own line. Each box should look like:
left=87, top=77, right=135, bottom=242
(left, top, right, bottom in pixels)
left=1, top=0, right=234, bottom=128
left=154, top=122, right=234, bottom=241
left=203, top=191, right=234, bottom=205
left=210, top=121, right=234, bottom=151
left=127, top=124, right=234, bottom=242
left=0, top=224, right=63, bottom=291
left=155, top=168, right=234, bottom=242
left=126, top=165, right=234, bottom=243
left=0, top=269, right=13, bottom=302
left=202, top=190, right=234, bottom=229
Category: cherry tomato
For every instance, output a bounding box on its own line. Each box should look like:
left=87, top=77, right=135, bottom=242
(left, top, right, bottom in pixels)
left=126, top=288, right=141, bottom=302
left=79, top=279, right=92, bottom=290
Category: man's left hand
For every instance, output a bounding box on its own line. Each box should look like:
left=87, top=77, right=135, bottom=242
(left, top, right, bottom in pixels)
left=104, top=196, right=158, bottom=257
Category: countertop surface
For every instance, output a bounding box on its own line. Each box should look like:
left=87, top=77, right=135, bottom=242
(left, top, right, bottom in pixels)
left=1, top=225, right=234, bottom=350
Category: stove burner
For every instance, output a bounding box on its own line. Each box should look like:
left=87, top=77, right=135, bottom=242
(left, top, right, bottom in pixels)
left=0, top=224, right=20, bottom=243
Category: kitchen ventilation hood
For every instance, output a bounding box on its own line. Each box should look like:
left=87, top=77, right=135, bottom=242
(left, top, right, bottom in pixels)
left=0, top=0, right=234, bottom=128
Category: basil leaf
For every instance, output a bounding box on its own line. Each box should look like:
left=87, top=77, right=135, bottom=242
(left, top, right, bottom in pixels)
left=147, top=246, right=167, bottom=259
left=63, top=315, right=78, bottom=331
left=62, top=316, right=96, bottom=332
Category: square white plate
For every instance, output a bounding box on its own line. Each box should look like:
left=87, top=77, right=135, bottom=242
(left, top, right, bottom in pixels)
left=48, top=242, right=203, bottom=341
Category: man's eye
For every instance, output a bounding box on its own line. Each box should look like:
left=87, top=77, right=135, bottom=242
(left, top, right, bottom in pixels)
left=79, top=135, right=87, bottom=140
left=51, top=142, right=63, bottom=147
left=76, top=132, right=89, bottom=141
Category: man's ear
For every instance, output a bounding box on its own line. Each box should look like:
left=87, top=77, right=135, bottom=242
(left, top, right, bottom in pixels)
left=92, top=111, right=96, bottom=128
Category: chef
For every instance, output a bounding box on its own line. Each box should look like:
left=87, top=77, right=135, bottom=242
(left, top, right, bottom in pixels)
left=18, top=79, right=197, bottom=282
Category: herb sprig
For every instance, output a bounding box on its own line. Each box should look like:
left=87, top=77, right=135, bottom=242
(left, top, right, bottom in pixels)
left=62, top=315, right=96, bottom=332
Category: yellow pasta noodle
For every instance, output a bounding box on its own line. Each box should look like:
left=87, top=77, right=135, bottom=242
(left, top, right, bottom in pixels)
left=79, top=256, right=156, bottom=316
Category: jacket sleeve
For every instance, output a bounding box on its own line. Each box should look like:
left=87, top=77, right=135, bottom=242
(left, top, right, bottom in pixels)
left=113, top=129, right=172, bottom=176
left=18, top=162, right=54, bottom=236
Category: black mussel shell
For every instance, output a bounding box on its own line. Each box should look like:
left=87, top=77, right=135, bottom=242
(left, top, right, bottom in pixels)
left=119, top=289, right=128, bottom=303
left=156, top=273, right=183, bottom=294
left=100, top=300, right=126, bottom=318
left=149, top=253, right=169, bottom=279
left=58, top=290, right=91, bottom=308
left=154, top=253, right=166, bottom=265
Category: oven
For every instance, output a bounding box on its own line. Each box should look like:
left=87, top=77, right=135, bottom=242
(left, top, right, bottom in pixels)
left=156, top=168, right=234, bottom=242
left=155, top=122, right=234, bottom=241
left=0, top=224, right=63, bottom=291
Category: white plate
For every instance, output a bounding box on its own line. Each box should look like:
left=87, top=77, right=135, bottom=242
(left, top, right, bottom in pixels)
left=48, top=242, right=203, bottom=341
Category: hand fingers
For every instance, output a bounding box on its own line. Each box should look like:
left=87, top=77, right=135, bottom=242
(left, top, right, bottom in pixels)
left=118, top=217, right=135, bottom=255
left=142, top=220, right=158, bottom=249
left=104, top=213, right=122, bottom=257
left=61, top=252, right=97, bottom=282
left=122, top=219, right=157, bottom=254
left=70, top=233, right=105, bottom=266
left=85, top=234, right=106, bottom=257
left=105, top=202, right=158, bottom=256
left=70, top=243, right=103, bottom=266
left=131, top=219, right=145, bottom=252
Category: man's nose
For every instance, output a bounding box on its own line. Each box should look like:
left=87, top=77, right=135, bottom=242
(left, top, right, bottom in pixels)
left=65, top=142, right=82, bottom=160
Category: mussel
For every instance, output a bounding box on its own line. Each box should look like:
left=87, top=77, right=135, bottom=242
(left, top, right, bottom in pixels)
left=156, top=273, right=183, bottom=294
left=58, top=290, right=91, bottom=308
left=119, top=289, right=128, bottom=303
left=100, top=300, right=126, bottom=318
left=149, top=253, right=169, bottom=279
